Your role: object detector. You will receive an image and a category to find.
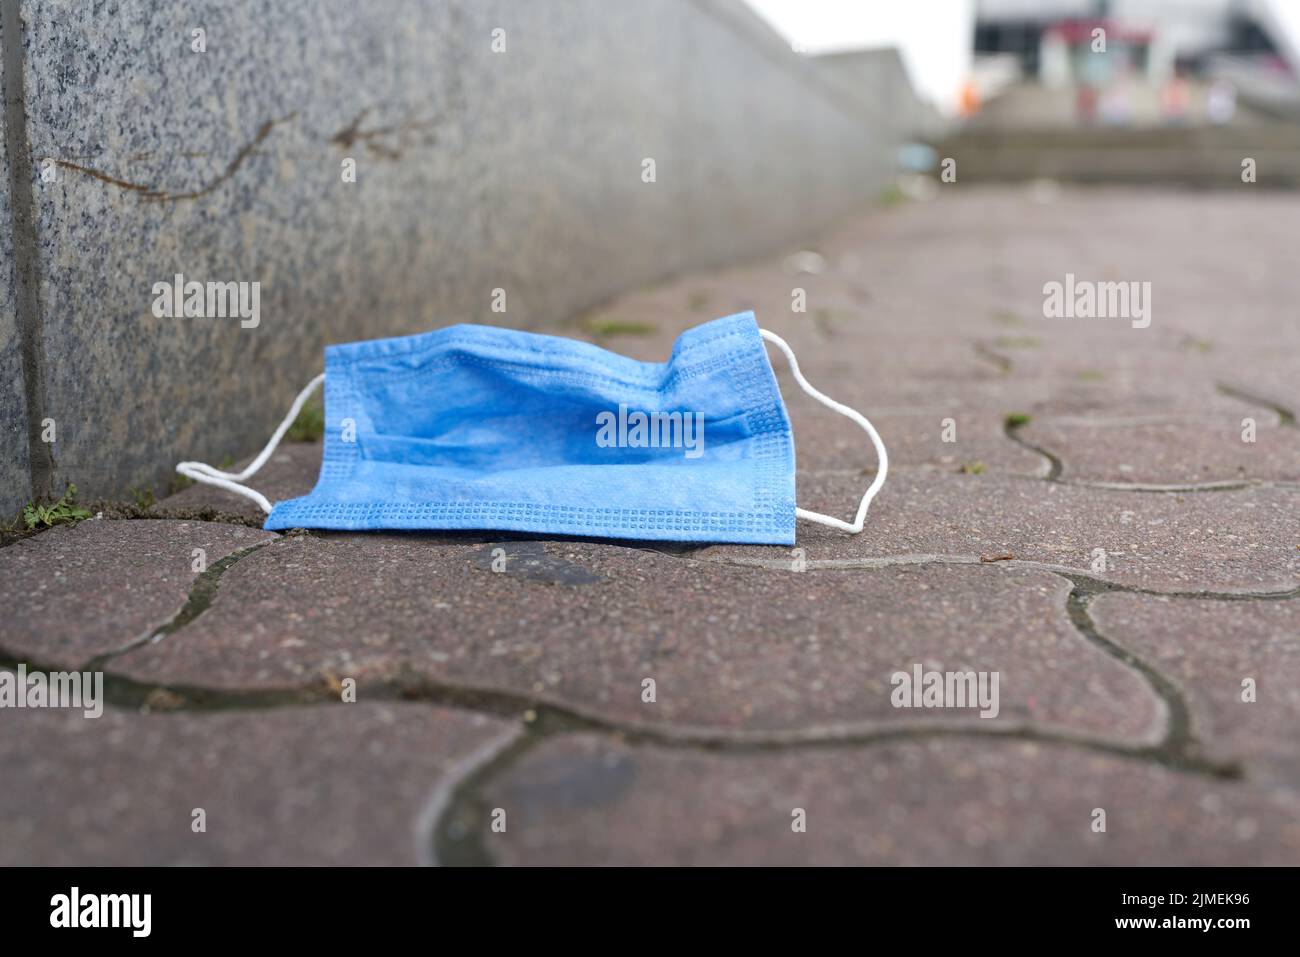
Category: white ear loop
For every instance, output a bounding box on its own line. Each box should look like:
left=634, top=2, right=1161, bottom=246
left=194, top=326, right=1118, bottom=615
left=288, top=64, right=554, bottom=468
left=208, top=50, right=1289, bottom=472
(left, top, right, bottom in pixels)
left=759, top=329, right=888, bottom=533
left=175, top=373, right=324, bottom=514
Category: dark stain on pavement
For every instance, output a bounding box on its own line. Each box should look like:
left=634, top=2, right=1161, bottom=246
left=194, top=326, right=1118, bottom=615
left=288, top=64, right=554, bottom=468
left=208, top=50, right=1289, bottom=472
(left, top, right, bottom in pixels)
left=471, top=541, right=605, bottom=585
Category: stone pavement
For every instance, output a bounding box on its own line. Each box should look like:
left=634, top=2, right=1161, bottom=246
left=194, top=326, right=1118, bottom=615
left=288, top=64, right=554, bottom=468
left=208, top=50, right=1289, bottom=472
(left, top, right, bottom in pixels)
left=2, top=186, right=1297, bottom=865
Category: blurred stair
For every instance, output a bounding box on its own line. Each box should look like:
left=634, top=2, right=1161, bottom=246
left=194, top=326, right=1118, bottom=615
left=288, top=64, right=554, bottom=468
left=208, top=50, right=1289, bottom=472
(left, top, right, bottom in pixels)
left=937, top=84, right=1300, bottom=187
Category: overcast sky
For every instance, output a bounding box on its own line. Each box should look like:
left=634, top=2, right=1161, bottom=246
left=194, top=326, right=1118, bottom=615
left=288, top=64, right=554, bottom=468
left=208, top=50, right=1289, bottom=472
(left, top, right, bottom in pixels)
left=742, top=0, right=976, bottom=113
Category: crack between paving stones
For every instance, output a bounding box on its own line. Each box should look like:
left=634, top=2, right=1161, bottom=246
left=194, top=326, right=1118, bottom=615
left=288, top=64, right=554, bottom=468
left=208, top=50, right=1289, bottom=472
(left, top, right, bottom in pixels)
left=789, top=467, right=1271, bottom=493
left=1038, top=477, right=1260, bottom=493
left=1059, top=573, right=1211, bottom=774
left=418, top=723, right=527, bottom=866
left=999, top=397, right=1298, bottom=492
left=697, top=553, right=1300, bottom=601
left=0, top=508, right=268, bottom=552
left=0, top=643, right=1190, bottom=755
left=973, top=340, right=1290, bottom=491
left=695, top=557, right=1296, bottom=764
left=999, top=468, right=1284, bottom=493
left=1216, top=383, right=1297, bottom=428
left=95, top=503, right=267, bottom=528
left=973, top=341, right=1012, bottom=375
left=81, top=537, right=278, bottom=672
left=1004, top=417, right=1065, bottom=481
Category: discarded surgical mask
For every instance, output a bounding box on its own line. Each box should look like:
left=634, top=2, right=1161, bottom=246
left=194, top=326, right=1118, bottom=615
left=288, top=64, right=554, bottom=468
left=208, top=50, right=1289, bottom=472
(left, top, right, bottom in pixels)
left=176, top=312, right=887, bottom=545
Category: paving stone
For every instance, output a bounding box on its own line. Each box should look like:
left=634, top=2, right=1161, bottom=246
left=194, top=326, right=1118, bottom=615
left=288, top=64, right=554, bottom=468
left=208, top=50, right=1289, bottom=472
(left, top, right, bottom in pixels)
left=1091, top=593, right=1300, bottom=788
left=772, top=347, right=1298, bottom=482
left=790, top=406, right=1049, bottom=477
left=0, top=519, right=277, bottom=667
left=1217, top=368, right=1300, bottom=424
left=0, top=701, right=516, bottom=865
left=960, top=322, right=1280, bottom=387
left=471, top=733, right=1300, bottom=865
left=1005, top=364, right=1276, bottom=413
left=1019, top=412, right=1300, bottom=485
left=702, top=471, right=1300, bottom=594
left=108, top=535, right=1163, bottom=742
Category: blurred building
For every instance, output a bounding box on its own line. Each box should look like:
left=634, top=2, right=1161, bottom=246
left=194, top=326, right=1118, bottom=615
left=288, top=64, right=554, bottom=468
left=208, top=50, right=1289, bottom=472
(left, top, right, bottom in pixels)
left=972, top=0, right=1300, bottom=120
left=939, top=0, right=1300, bottom=185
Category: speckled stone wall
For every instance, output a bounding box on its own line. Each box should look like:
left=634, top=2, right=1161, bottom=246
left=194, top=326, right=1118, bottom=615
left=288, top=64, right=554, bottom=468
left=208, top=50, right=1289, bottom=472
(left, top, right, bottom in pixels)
left=1, top=0, right=926, bottom=511
left=2, top=3, right=33, bottom=516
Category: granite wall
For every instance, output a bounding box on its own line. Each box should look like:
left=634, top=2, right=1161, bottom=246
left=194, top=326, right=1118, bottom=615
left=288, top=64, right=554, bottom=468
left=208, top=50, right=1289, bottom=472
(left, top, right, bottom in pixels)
left=0, top=0, right=929, bottom=513
left=2, top=3, right=32, bottom=515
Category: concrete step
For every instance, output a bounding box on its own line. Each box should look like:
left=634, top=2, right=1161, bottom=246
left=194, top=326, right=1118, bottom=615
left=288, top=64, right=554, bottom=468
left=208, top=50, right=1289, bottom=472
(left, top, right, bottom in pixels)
left=936, top=125, right=1300, bottom=186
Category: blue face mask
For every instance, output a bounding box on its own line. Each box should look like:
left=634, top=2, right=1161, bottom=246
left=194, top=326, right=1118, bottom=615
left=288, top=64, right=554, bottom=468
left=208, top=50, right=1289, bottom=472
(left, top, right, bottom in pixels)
left=176, top=312, right=887, bottom=545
